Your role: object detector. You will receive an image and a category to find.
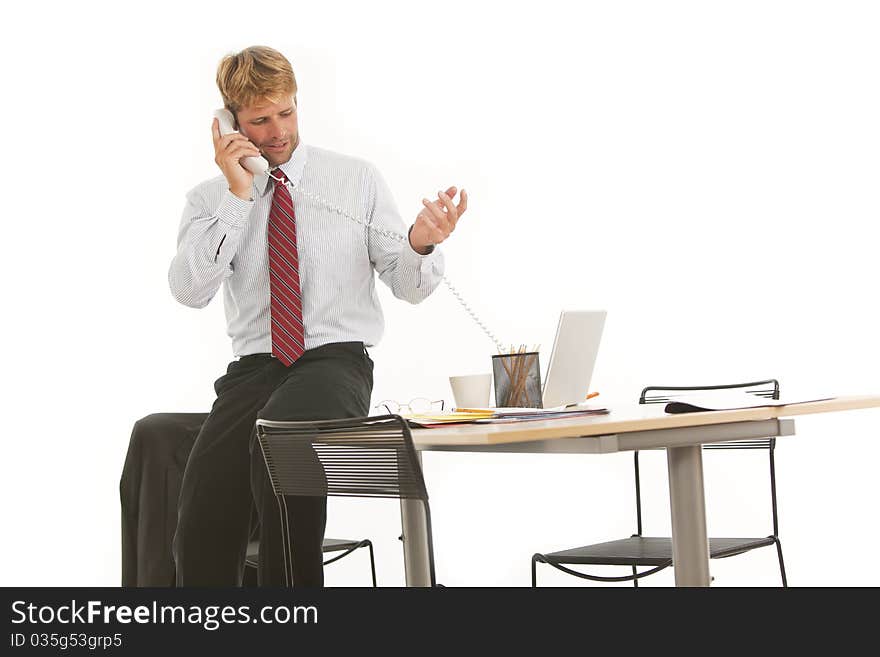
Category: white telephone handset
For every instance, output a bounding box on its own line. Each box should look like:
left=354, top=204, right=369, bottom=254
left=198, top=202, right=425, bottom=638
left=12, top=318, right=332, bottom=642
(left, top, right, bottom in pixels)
left=211, top=108, right=504, bottom=352
left=214, top=108, right=270, bottom=176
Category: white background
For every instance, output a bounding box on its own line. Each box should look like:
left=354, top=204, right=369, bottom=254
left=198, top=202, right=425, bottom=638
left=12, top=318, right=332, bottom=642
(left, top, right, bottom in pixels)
left=1, top=0, right=878, bottom=587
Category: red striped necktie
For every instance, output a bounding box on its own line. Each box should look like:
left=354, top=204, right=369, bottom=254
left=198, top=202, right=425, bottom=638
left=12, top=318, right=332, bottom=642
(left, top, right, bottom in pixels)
left=268, top=169, right=305, bottom=366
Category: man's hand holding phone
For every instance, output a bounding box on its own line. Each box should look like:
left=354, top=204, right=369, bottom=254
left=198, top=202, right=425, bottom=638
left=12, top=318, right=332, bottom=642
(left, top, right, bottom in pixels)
left=212, top=118, right=262, bottom=201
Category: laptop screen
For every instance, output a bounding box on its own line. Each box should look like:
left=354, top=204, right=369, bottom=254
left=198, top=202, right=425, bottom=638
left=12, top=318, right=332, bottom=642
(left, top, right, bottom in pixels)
left=541, top=310, right=606, bottom=409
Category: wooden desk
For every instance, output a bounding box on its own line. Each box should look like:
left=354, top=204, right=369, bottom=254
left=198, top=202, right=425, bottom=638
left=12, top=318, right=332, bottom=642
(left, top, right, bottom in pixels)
left=399, top=395, right=880, bottom=586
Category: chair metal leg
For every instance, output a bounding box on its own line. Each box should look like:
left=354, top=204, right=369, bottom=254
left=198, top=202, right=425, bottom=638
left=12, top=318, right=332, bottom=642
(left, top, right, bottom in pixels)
left=632, top=566, right=638, bottom=588
left=531, top=554, right=669, bottom=585
left=366, top=540, right=377, bottom=587
left=768, top=441, right=788, bottom=587
left=775, top=538, right=788, bottom=587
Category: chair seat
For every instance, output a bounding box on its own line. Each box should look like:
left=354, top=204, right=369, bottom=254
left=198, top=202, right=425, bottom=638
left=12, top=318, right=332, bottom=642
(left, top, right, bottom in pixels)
left=540, top=536, right=777, bottom=567
left=245, top=538, right=367, bottom=568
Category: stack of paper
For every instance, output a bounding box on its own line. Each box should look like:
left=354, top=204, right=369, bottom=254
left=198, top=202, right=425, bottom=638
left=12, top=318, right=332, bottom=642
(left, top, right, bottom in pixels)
left=405, top=410, right=496, bottom=424
left=404, top=405, right=609, bottom=428
left=664, top=392, right=834, bottom=414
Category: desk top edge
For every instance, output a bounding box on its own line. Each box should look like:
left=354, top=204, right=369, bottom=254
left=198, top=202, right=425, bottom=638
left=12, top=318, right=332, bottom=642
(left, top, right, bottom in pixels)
left=410, top=394, right=880, bottom=448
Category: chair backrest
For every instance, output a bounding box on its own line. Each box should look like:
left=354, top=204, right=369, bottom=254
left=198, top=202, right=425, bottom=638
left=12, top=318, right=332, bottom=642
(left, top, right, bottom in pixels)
left=632, top=379, right=783, bottom=539
left=640, top=379, right=780, bottom=450
left=255, top=414, right=436, bottom=586
left=255, top=414, right=429, bottom=501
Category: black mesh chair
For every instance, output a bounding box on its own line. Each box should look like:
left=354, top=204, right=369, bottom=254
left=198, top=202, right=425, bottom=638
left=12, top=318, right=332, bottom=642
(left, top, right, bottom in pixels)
left=120, top=411, right=376, bottom=587
left=244, top=538, right=376, bottom=587
left=531, top=379, right=788, bottom=587
left=255, top=414, right=438, bottom=587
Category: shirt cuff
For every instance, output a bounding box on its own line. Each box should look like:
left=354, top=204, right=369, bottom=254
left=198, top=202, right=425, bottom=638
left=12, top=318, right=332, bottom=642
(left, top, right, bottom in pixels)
left=407, top=224, right=435, bottom=255
left=399, top=232, right=442, bottom=277
left=217, top=190, right=254, bottom=229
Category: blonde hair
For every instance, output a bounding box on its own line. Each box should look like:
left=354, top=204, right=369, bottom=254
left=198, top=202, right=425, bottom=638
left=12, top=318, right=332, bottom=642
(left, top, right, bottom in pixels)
left=216, top=46, right=297, bottom=115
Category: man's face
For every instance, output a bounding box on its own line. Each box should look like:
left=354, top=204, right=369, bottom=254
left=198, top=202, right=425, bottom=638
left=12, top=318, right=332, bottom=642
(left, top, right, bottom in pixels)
left=235, top=95, right=299, bottom=168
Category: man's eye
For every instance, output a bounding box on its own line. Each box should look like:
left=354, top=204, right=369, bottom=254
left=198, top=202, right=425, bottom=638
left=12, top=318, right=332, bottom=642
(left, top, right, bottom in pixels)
left=281, top=111, right=292, bottom=117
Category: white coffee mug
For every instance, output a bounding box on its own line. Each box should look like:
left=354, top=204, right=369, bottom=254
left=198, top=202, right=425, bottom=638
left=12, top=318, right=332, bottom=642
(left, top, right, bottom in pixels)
left=449, top=373, right=492, bottom=408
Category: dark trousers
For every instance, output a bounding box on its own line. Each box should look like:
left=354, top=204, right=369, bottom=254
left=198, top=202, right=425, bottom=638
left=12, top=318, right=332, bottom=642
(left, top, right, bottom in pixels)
left=120, top=412, right=208, bottom=586
left=171, top=342, right=373, bottom=586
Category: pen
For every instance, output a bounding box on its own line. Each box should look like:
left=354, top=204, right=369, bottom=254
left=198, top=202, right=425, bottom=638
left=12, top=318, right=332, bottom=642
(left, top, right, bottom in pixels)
left=563, top=392, right=600, bottom=409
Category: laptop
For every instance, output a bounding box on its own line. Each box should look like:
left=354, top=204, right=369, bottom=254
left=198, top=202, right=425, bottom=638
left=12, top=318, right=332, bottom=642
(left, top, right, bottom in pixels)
left=541, top=310, right=607, bottom=409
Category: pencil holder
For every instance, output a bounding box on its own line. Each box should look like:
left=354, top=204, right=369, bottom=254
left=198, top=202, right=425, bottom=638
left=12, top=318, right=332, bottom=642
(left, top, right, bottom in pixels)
left=492, top=352, right=542, bottom=408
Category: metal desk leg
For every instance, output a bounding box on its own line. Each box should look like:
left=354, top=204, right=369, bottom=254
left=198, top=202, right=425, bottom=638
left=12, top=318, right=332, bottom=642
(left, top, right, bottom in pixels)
left=400, top=452, right=431, bottom=587
left=666, top=444, right=711, bottom=587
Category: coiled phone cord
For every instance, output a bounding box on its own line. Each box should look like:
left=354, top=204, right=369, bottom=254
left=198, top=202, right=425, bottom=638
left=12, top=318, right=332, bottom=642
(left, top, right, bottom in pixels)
left=269, top=171, right=505, bottom=353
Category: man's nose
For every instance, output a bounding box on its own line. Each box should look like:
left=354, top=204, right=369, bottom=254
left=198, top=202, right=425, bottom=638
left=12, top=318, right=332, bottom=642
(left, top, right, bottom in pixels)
left=268, top=120, right=287, bottom=140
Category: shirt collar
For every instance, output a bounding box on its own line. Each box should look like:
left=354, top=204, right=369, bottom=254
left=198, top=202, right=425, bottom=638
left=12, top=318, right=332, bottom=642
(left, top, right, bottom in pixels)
left=255, top=140, right=309, bottom=197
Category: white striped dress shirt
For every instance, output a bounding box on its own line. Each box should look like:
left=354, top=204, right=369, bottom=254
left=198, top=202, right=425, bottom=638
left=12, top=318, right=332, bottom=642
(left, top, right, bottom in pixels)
left=168, top=141, right=445, bottom=357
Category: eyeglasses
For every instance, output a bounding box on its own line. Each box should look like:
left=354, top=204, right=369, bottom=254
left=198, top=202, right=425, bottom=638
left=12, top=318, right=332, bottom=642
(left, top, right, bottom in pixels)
left=374, top=398, right=446, bottom=415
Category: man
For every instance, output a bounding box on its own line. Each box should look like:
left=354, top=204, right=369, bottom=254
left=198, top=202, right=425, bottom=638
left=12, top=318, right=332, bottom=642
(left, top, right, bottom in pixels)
left=168, top=45, right=467, bottom=586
